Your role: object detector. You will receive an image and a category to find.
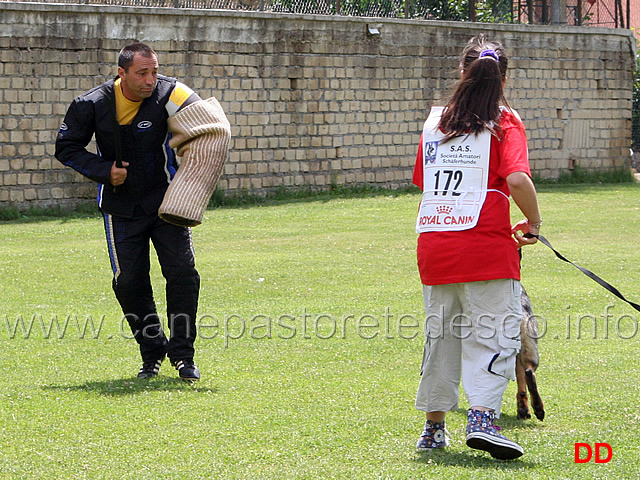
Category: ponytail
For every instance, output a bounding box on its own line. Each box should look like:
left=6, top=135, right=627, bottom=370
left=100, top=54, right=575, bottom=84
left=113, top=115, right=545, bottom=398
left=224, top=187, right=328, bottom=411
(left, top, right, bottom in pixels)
left=437, top=37, right=509, bottom=143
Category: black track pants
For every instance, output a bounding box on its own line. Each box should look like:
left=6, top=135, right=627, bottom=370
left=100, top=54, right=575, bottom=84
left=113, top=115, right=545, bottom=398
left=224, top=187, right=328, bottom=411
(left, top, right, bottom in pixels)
left=103, top=209, right=200, bottom=363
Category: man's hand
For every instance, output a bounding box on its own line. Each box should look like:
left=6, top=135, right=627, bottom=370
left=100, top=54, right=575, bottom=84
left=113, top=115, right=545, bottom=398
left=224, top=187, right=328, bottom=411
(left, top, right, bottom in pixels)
left=110, top=161, right=129, bottom=186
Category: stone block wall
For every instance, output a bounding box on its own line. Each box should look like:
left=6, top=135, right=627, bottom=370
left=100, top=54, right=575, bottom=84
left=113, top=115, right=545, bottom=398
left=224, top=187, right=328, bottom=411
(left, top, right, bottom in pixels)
left=0, top=3, right=636, bottom=208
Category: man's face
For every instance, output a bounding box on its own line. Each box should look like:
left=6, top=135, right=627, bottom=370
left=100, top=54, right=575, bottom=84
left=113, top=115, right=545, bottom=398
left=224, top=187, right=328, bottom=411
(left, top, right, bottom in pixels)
left=118, top=53, right=159, bottom=101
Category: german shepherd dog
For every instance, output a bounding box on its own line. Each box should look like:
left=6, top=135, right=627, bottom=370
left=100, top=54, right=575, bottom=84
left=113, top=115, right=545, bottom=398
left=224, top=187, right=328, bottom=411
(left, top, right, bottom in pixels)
left=517, top=286, right=545, bottom=421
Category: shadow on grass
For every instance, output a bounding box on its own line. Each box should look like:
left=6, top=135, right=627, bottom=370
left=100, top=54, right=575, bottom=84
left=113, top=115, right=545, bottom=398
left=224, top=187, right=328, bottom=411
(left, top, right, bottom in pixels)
left=494, top=412, right=544, bottom=431
left=413, top=449, right=536, bottom=469
left=42, top=375, right=218, bottom=396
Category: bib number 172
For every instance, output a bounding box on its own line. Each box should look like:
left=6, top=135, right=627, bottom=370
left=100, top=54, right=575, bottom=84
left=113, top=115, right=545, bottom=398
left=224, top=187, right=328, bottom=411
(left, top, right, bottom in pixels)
left=433, top=169, right=463, bottom=196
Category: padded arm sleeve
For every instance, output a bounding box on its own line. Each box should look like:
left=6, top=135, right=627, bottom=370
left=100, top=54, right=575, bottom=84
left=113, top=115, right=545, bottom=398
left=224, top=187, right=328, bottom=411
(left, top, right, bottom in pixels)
left=159, top=97, right=231, bottom=227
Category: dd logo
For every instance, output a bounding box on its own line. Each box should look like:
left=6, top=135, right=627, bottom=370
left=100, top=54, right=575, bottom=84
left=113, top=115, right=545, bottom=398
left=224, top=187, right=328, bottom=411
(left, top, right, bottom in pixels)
left=574, top=443, right=613, bottom=463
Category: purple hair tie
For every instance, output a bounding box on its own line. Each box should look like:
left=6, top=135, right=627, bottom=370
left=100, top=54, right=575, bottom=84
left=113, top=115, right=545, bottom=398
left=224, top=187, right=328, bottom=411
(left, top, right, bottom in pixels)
left=479, top=49, right=499, bottom=62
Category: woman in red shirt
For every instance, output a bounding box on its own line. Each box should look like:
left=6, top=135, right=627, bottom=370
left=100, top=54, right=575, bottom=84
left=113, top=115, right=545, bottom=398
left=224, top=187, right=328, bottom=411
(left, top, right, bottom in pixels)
left=413, top=36, right=541, bottom=460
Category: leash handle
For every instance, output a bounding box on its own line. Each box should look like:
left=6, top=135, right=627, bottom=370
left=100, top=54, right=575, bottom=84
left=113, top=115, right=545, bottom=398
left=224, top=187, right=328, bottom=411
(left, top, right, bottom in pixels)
left=525, top=233, right=640, bottom=312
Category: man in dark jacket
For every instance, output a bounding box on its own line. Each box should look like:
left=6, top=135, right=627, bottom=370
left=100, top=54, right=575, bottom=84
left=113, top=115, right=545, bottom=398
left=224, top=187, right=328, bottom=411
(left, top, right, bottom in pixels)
left=56, top=43, right=207, bottom=381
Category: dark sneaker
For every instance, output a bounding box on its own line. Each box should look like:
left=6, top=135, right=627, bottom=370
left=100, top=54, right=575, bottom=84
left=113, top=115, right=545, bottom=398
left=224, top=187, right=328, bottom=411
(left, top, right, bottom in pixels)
left=466, top=409, right=524, bottom=460
left=173, top=359, right=200, bottom=381
left=137, top=357, right=163, bottom=379
left=416, top=420, right=450, bottom=451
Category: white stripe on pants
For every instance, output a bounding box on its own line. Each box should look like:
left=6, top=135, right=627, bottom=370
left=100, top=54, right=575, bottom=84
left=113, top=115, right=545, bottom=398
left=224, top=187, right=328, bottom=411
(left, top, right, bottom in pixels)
left=415, top=279, right=522, bottom=418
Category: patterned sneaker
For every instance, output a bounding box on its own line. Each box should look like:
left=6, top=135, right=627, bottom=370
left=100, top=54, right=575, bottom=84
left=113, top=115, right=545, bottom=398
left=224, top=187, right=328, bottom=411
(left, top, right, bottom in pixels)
left=173, top=359, right=200, bottom=381
left=416, top=420, right=450, bottom=451
left=137, top=357, right=164, bottom=379
left=465, top=409, right=524, bottom=460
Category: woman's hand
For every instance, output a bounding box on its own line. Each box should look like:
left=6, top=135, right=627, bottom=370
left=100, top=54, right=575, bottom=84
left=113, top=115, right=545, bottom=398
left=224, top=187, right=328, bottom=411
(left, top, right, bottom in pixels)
left=512, top=219, right=540, bottom=247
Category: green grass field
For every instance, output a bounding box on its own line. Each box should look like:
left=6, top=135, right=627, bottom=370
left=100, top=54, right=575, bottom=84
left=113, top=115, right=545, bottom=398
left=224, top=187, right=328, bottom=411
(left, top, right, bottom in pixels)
left=1, top=183, right=639, bottom=479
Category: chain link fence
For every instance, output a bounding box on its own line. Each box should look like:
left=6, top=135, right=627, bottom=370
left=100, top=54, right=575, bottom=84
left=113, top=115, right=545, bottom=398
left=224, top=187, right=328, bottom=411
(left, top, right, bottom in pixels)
left=1, top=0, right=519, bottom=22
left=3, top=0, right=630, bottom=25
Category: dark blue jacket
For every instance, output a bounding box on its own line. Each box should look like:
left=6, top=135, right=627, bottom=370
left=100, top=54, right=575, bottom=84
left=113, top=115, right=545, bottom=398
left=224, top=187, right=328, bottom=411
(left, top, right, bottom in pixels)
left=55, top=75, right=179, bottom=218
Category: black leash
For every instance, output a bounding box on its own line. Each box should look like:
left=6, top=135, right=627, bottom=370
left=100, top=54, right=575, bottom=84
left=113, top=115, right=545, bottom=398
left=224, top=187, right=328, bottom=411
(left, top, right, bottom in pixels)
left=525, top=233, right=640, bottom=312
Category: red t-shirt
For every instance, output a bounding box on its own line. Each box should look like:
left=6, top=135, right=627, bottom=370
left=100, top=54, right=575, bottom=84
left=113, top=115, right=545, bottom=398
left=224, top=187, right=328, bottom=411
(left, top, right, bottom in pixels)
left=413, top=109, right=531, bottom=285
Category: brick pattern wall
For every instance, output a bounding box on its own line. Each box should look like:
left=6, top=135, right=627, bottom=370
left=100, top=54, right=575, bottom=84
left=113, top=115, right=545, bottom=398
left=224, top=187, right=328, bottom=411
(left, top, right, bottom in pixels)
left=0, top=3, right=636, bottom=208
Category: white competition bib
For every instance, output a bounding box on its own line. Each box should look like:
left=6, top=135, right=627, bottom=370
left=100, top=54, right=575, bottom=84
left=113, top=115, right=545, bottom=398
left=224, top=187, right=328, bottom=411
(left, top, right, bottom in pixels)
left=416, top=106, right=492, bottom=233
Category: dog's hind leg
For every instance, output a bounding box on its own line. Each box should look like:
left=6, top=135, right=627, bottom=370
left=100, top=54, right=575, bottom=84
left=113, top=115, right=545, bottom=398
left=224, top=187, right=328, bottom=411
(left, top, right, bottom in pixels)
left=525, top=368, right=545, bottom=421
left=517, top=286, right=541, bottom=420
left=516, top=357, right=531, bottom=419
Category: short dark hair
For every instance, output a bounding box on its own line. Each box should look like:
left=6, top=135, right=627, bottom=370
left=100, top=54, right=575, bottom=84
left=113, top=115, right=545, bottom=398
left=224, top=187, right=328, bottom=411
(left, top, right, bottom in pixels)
left=118, top=43, right=157, bottom=71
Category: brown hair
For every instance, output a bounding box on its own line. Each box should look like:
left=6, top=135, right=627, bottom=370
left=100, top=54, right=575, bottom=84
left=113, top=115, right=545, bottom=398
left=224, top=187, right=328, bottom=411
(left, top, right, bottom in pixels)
left=118, top=43, right=157, bottom=72
left=437, top=36, right=509, bottom=143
